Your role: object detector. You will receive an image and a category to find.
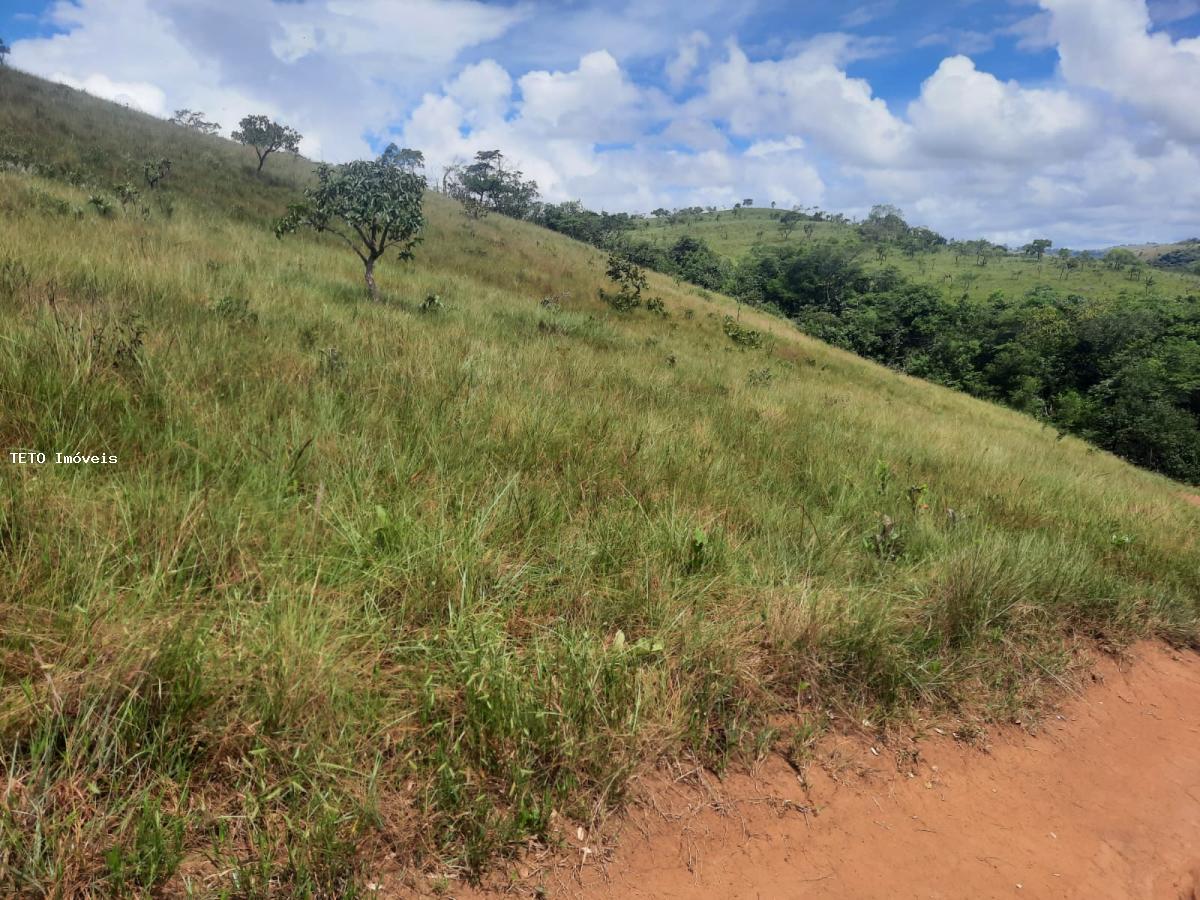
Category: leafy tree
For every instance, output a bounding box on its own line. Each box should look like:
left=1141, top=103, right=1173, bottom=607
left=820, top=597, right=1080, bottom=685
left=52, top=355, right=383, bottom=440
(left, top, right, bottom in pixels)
left=859, top=204, right=908, bottom=244
left=170, top=109, right=220, bottom=135
left=743, top=198, right=754, bottom=208
left=380, top=143, right=425, bottom=175
left=669, top=235, right=728, bottom=291
left=601, top=252, right=649, bottom=311
left=778, top=210, right=803, bottom=239
left=0, top=38, right=10, bottom=66
left=1102, top=248, right=1138, bottom=278
left=446, top=150, right=539, bottom=219
left=233, top=115, right=302, bottom=173
left=1023, top=238, right=1053, bottom=261
left=275, top=155, right=425, bottom=301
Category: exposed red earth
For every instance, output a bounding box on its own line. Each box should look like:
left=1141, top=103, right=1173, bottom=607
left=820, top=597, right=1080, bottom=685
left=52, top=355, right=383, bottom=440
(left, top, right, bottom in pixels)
left=391, top=644, right=1200, bottom=899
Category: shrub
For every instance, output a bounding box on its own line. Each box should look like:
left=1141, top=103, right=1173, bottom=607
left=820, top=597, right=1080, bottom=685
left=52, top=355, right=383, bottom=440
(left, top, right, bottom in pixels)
left=88, top=194, right=114, bottom=217
left=723, top=316, right=764, bottom=349
left=601, top=253, right=648, bottom=312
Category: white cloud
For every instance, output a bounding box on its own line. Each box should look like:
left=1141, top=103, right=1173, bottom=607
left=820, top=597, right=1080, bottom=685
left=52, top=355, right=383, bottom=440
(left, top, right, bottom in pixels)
left=666, top=31, right=710, bottom=91
left=1041, top=0, right=1200, bottom=144
left=50, top=72, right=168, bottom=116
left=516, top=51, right=658, bottom=140
left=908, top=56, right=1097, bottom=162
left=5, top=0, right=1200, bottom=246
left=744, top=136, right=807, bottom=158
left=700, top=40, right=911, bottom=166
left=9, top=0, right=527, bottom=161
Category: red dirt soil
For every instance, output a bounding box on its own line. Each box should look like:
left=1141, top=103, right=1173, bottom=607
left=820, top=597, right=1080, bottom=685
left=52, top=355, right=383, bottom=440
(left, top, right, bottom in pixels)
left=404, top=644, right=1200, bottom=900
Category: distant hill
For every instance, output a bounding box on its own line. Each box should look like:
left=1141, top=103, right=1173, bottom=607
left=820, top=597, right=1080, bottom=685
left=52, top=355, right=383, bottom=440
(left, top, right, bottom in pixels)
left=634, top=207, right=1200, bottom=292
left=1113, top=238, right=1200, bottom=271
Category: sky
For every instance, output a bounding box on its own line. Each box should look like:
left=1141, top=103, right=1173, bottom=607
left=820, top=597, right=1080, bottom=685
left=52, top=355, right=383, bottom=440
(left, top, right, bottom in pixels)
left=3, top=0, right=1199, bottom=247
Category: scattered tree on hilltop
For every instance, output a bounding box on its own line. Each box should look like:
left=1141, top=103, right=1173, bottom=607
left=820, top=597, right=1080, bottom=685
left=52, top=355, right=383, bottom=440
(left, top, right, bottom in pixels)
left=276, top=153, right=425, bottom=301
left=170, top=109, right=221, bottom=135
left=0, top=38, right=10, bottom=66
left=444, top=150, right=540, bottom=220
left=859, top=204, right=908, bottom=244
left=233, top=114, right=302, bottom=173
left=380, top=143, right=425, bottom=175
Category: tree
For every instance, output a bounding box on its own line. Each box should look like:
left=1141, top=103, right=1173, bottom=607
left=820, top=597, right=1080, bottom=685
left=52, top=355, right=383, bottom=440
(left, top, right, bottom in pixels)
left=233, top=115, right=302, bottom=173
left=743, top=198, right=754, bottom=208
left=0, top=38, right=11, bottom=66
left=170, top=109, right=220, bottom=135
left=860, top=204, right=908, bottom=244
left=1023, top=238, right=1053, bottom=261
left=143, top=158, right=171, bottom=189
left=445, top=150, right=539, bottom=220
left=275, top=155, right=425, bottom=301
left=778, top=210, right=803, bottom=239
left=601, top=252, right=649, bottom=311
left=1103, top=247, right=1138, bottom=272
left=380, top=143, right=425, bottom=175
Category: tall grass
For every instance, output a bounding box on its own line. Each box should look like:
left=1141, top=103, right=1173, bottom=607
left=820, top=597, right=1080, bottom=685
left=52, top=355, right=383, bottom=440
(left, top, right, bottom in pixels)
left=0, top=68, right=1197, bottom=895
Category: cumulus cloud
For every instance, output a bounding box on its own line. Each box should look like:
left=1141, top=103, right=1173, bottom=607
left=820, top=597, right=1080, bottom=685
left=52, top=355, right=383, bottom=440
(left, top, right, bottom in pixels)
left=1041, top=0, right=1200, bottom=144
left=10, top=0, right=526, bottom=160
left=6, top=0, right=1200, bottom=245
left=700, top=40, right=911, bottom=166
left=908, top=56, right=1097, bottom=161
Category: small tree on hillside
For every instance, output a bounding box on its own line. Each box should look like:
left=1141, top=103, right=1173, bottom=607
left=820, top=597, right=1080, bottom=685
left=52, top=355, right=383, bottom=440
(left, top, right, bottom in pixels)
left=0, top=38, right=11, bottom=66
left=143, top=158, right=171, bottom=189
left=170, top=109, right=221, bottom=135
left=275, top=156, right=425, bottom=301
left=600, top=252, right=649, bottom=312
left=778, top=210, right=803, bottom=239
left=233, top=115, right=302, bottom=173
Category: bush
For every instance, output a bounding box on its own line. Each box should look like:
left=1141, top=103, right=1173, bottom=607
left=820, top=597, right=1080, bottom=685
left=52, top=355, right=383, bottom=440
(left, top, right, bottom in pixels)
left=723, top=316, right=764, bottom=349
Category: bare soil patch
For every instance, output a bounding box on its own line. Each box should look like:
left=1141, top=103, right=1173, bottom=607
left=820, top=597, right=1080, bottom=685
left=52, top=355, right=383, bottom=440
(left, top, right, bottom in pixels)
left=395, top=644, right=1200, bottom=899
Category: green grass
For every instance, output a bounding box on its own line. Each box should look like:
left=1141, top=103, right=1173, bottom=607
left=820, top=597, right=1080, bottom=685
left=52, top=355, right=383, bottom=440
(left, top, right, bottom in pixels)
left=1, top=67, right=1198, bottom=896
left=635, top=207, right=1200, bottom=300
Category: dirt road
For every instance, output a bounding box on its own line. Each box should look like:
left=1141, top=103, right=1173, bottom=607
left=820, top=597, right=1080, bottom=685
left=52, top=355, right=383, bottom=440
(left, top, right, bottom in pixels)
left=430, top=644, right=1200, bottom=899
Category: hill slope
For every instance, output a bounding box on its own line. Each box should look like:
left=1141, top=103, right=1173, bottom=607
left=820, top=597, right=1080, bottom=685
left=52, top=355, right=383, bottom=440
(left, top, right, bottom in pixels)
left=633, top=206, right=1200, bottom=295
left=1, top=68, right=1198, bottom=895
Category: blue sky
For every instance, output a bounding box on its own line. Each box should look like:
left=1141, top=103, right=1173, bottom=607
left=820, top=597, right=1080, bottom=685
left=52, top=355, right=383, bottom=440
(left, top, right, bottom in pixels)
left=3, top=0, right=1200, bottom=246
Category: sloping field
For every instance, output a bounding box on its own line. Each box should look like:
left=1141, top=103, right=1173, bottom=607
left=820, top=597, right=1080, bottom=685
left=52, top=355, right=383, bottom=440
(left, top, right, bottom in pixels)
left=0, top=69, right=1198, bottom=895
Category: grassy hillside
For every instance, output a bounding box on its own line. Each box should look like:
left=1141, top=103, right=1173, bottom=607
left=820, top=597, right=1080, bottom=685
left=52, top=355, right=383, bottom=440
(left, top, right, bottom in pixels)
left=1121, top=238, right=1200, bottom=271
left=633, top=207, right=1200, bottom=296
left=1, top=68, right=1198, bottom=896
